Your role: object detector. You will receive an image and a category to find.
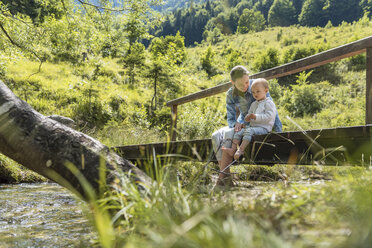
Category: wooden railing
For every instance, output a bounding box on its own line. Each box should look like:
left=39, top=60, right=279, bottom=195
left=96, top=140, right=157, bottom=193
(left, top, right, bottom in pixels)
left=166, top=35, right=372, bottom=141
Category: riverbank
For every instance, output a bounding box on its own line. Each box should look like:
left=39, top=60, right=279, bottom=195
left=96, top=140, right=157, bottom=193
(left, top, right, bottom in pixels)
left=0, top=154, right=46, bottom=184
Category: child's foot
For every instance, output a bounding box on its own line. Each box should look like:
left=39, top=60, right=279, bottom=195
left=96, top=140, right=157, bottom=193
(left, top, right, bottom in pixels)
left=234, top=149, right=244, bottom=160
left=221, top=146, right=236, bottom=157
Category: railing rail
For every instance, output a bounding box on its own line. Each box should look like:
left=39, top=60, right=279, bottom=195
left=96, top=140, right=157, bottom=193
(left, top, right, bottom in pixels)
left=167, top=35, right=372, bottom=140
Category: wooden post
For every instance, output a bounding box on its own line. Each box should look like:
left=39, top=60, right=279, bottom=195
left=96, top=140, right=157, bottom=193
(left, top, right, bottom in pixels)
left=366, top=47, right=372, bottom=124
left=171, top=104, right=178, bottom=141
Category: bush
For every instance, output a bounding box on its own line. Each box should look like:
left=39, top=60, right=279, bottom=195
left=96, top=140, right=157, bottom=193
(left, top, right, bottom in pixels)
left=200, top=45, right=217, bottom=78
left=253, top=47, right=280, bottom=72
left=74, top=99, right=112, bottom=128
left=282, top=72, right=323, bottom=117
left=178, top=104, right=224, bottom=140
left=346, top=54, right=366, bottom=71
left=225, top=49, right=243, bottom=71
left=282, top=43, right=329, bottom=64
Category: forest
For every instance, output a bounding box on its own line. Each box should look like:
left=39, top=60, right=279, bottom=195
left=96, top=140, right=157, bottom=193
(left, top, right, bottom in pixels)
left=154, top=0, right=372, bottom=45
left=1, top=0, right=372, bottom=247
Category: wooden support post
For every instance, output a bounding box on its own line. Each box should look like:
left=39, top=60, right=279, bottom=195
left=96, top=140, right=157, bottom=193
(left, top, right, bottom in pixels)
left=367, top=47, right=372, bottom=124
left=171, top=104, right=178, bottom=141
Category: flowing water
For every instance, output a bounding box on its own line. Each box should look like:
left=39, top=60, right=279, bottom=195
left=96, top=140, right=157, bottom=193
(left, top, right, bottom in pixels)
left=0, top=183, right=95, bottom=248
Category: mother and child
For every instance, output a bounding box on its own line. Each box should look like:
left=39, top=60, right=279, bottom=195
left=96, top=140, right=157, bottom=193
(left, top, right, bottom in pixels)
left=211, top=65, right=282, bottom=186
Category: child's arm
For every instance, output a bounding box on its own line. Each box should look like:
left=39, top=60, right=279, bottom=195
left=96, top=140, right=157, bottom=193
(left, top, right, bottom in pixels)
left=244, top=101, right=256, bottom=122
left=254, top=101, right=276, bottom=124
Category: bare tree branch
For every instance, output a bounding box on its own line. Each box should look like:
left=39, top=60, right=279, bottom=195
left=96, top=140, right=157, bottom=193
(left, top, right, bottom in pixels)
left=76, top=0, right=129, bottom=12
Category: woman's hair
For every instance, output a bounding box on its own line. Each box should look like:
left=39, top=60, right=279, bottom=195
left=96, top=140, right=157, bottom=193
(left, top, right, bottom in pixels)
left=230, top=65, right=249, bottom=82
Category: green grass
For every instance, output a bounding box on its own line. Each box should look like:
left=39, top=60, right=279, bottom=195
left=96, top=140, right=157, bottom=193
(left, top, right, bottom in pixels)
left=80, top=161, right=372, bottom=248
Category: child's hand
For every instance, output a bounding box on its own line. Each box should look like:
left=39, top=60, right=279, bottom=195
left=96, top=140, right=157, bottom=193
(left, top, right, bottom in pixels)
left=234, top=123, right=243, bottom=132
left=244, top=114, right=256, bottom=122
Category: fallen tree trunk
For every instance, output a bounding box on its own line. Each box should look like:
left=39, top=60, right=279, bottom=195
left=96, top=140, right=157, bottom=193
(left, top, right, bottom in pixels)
left=0, top=80, right=151, bottom=200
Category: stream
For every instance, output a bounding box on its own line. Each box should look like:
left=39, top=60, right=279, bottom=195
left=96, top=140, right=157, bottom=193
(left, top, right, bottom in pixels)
left=0, top=183, right=95, bottom=248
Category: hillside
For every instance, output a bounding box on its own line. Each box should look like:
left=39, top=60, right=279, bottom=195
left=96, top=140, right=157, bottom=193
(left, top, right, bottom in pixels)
left=153, top=0, right=370, bottom=46
left=1, top=15, right=372, bottom=146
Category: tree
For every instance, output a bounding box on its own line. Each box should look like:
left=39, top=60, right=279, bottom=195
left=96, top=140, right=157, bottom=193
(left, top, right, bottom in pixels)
left=122, top=42, right=146, bottom=84
left=323, top=0, right=363, bottom=26
left=298, top=0, right=328, bottom=27
left=253, top=47, right=280, bottom=71
left=200, top=45, right=216, bottom=78
left=360, top=0, right=372, bottom=17
left=0, top=0, right=63, bottom=23
left=253, top=0, right=274, bottom=20
left=292, top=0, right=306, bottom=16
left=226, top=48, right=243, bottom=71
left=0, top=80, right=151, bottom=200
left=236, top=0, right=254, bottom=15
left=237, top=9, right=266, bottom=34
left=268, top=0, right=297, bottom=27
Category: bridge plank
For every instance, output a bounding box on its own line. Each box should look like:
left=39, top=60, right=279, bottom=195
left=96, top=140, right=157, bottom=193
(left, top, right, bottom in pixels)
left=114, top=125, right=372, bottom=166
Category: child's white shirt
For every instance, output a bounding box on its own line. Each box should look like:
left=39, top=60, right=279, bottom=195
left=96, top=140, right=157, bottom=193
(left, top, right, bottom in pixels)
left=248, top=98, right=276, bottom=132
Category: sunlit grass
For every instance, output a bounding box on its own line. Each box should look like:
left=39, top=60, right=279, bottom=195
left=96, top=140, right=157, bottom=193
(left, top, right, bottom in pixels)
left=78, top=158, right=371, bottom=248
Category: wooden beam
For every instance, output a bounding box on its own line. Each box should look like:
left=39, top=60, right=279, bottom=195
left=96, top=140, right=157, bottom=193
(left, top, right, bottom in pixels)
left=167, top=35, right=372, bottom=107
left=115, top=125, right=372, bottom=165
left=367, top=47, right=372, bottom=124
left=167, top=82, right=231, bottom=106
left=171, top=105, right=178, bottom=141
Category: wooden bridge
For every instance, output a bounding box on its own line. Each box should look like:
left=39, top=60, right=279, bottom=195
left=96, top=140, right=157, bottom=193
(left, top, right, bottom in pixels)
left=115, top=36, right=372, bottom=166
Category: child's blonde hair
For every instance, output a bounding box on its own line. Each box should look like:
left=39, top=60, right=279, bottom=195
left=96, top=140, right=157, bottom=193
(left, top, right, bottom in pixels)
left=251, top=78, right=269, bottom=90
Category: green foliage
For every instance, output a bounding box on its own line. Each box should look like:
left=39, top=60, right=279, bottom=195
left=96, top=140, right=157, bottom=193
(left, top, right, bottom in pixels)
left=149, top=31, right=186, bottom=65
left=0, top=60, right=6, bottom=78
left=237, top=9, right=266, bottom=34
left=122, top=42, right=146, bottom=84
left=323, top=0, right=363, bottom=26
left=225, top=47, right=243, bottom=71
left=282, top=42, right=328, bottom=63
left=346, top=54, right=366, bottom=71
left=0, top=0, right=63, bottom=24
left=73, top=93, right=112, bottom=129
left=200, top=45, right=217, bottom=78
left=360, top=0, right=372, bottom=16
left=298, top=0, right=328, bottom=26
left=282, top=71, right=323, bottom=117
left=268, top=0, right=297, bottom=27
left=178, top=102, right=224, bottom=140
left=253, top=47, right=280, bottom=72
left=203, top=26, right=224, bottom=44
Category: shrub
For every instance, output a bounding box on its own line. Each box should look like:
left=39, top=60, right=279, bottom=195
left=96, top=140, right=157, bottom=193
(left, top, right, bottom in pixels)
left=178, top=104, right=224, bottom=140
left=282, top=71, right=323, bottom=117
left=225, top=49, right=243, bottom=71
left=282, top=43, right=329, bottom=64
left=346, top=54, right=366, bottom=71
left=74, top=99, right=112, bottom=128
left=200, top=45, right=217, bottom=78
left=253, top=47, right=280, bottom=72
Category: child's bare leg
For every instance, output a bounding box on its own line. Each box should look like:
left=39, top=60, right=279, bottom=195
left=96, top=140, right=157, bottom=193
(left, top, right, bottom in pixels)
left=234, top=139, right=249, bottom=160
left=221, top=139, right=239, bottom=157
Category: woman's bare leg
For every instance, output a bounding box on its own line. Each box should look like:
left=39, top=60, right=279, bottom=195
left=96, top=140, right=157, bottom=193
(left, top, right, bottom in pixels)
left=216, top=149, right=233, bottom=186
